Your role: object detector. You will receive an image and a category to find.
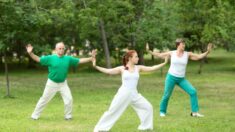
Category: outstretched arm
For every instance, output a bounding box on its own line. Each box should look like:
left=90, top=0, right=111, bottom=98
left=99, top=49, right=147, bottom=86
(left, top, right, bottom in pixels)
left=138, top=56, right=168, bottom=72
left=79, top=57, right=92, bottom=64
left=26, top=44, right=40, bottom=63
left=189, top=43, right=213, bottom=61
left=146, top=43, right=171, bottom=59
left=79, top=49, right=97, bottom=64
left=92, top=58, right=122, bottom=75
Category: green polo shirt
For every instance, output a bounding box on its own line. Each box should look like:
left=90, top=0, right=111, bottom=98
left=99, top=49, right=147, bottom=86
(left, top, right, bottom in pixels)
left=40, top=55, right=80, bottom=83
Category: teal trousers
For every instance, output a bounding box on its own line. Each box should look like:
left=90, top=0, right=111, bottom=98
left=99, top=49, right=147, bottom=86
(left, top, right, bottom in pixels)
left=160, top=73, right=199, bottom=113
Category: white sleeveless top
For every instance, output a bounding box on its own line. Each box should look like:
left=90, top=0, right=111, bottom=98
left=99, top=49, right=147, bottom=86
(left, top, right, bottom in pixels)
left=121, top=66, right=139, bottom=90
left=168, top=50, right=189, bottom=77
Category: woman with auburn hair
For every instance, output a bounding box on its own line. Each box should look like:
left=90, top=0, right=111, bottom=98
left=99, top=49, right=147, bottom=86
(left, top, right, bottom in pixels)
left=146, top=38, right=212, bottom=117
left=93, top=50, right=168, bottom=132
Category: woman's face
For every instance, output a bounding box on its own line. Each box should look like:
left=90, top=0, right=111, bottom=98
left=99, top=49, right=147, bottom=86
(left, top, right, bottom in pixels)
left=129, top=52, right=139, bottom=64
left=178, top=42, right=185, bottom=51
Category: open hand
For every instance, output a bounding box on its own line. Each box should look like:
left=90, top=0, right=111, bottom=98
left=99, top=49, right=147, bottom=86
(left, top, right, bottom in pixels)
left=26, top=44, right=33, bottom=54
left=207, top=43, right=213, bottom=52
left=91, top=49, right=97, bottom=58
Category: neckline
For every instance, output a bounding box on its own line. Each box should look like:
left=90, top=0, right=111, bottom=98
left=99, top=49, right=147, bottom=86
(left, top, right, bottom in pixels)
left=56, top=54, right=64, bottom=58
left=175, top=51, right=185, bottom=58
left=125, top=66, right=136, bottom=73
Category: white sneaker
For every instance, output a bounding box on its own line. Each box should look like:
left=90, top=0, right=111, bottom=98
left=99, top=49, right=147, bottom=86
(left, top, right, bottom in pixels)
left=31, top=117, right=38, bottom=120
left=191, top=112, right=204, bottom=117
left=31, top=114, right=39, bottom=120
left=65, top=117, right=72, bottom=120
left=160, top=112, right=166, bottom=117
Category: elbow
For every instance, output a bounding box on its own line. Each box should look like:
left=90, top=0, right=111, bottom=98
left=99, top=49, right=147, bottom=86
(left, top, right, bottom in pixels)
left=107, top=72, right=115, bottom=75
left=195, top=57, right=202, bottom=61
left=106, top=70, right=113, bottom=75
left=198, top=56, right=205, bottom=60
left=159, top=56, right=165, bottom=60
left=159, top=55, right=165, bottom=59
left=35, top=58, right=40, bottom=63
left=79, top=60, right=86, bottom=64
left=191, top=56, right=201, bottom=61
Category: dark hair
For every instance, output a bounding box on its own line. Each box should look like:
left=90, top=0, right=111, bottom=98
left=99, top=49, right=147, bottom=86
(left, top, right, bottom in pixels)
left=122, top=50, right=136, bottom=70
left=175, top=38, right=184, bottom=48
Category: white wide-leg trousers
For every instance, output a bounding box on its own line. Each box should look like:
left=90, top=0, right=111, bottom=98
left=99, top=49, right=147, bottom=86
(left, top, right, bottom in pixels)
left=94, top=87, right=153, bottom=131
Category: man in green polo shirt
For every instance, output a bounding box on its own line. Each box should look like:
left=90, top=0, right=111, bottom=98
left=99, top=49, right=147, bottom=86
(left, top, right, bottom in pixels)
left=26, top=42, right=96, bottom=120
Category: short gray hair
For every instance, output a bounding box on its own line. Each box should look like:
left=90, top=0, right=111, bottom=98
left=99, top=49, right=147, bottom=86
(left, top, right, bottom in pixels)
left=55, top=42, right=65, bottom=49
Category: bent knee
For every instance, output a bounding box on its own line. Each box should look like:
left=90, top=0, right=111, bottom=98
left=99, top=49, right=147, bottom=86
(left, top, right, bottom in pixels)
left=190, top=89, right=197, bottom=96
left=145, top=103, right=153, bottom=113
left=65, top=98, right=73, bottom=105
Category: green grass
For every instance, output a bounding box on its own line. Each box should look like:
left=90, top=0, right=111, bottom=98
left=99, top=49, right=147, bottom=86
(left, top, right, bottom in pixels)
left=0, top=49, right=235, bottom=132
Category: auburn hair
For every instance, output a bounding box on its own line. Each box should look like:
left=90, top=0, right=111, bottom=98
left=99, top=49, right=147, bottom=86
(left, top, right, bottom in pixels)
left=122, top=50, right=136, bottom=70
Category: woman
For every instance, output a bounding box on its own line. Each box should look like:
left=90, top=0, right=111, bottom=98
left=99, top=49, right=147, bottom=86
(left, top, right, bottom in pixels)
left=93, top=50, right=168, bottom=132
left=146, top=38, right=212, bottom=117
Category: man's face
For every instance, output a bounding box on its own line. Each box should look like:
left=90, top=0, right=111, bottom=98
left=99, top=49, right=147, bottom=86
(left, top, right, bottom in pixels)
left=56, top=43, right=65, bottom=56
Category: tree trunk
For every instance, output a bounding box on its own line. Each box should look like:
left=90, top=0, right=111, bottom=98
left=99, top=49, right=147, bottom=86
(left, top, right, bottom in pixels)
left=114, top=49, right=120, bottom=66
left=198, top=58, right=205, bottom=74
left=160, top=55, right=164, bottom=77
left=137, top=50, right=144, bottom=65
left=98, top=19, right=111, bottom=68
left=198, top=45, right=207, bottom=74
left=27, top=57, right=36, bottom=69
left=16, top=40, right=23, bottom=67
left=82, top=0, right=87, bottom=8
left=150, top=45, right=154, bottom=62
left=151, top=54, right=154, bottom=62
left=3, top=52, right=10, bottom=97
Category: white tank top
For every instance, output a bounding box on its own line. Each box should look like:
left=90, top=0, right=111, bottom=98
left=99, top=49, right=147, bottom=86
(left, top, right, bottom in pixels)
left=168, top=50, right=189, bottom=77
left=121, top=66, right=139, bottom=90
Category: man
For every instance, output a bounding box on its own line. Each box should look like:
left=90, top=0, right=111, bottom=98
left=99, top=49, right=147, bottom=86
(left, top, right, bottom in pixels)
left=26, top=42, right=96, bottom=120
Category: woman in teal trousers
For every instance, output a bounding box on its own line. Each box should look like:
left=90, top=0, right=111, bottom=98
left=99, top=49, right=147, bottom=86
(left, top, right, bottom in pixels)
left=146, top=38, right=212, bottom=117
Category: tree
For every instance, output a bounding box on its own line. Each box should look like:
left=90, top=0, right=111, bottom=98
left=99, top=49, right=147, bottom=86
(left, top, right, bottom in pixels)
left=176, top=0, right=235, bottom=73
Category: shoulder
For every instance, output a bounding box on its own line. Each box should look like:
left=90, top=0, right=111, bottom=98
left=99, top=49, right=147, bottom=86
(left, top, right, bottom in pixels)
left=136, top=65, right=143, bottom=69
left=63, top=55, right=71, bottom=58
left=39, top=55, right=53, bottom=64
left=184, top=52, right=192, bottom=59
left=116, top=66, right=125, bottom=73
left=169, top=50, right=175, bottom=54
left=65, top=55, right=79, bottom=60
left=117, top=66, right=125, bottom=70
left=168, top=50, right=174, bottom=56
left=136, top=65, right=143, bottom=71
left=42, top=54, right=53, bottom=57
left=187, top=51, right=193, bottom=56
left=40, top=55, right=53, bottom=59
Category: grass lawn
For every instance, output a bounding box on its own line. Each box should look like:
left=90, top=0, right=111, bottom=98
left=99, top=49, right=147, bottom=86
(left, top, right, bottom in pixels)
left=0, top=49, right=235, bottom=132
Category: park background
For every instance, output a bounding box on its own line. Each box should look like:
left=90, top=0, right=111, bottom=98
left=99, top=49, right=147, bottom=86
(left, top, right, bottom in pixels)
left=0, top=0, right=235, bottom=132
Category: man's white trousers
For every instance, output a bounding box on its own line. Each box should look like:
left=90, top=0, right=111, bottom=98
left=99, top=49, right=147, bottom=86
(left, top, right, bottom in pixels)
left=31, top=79, right=73, bottom=119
